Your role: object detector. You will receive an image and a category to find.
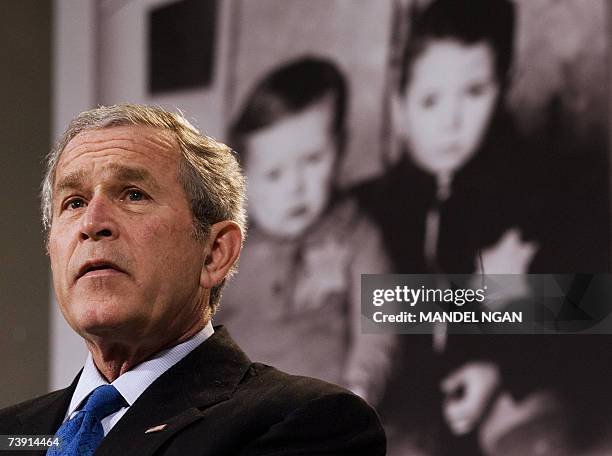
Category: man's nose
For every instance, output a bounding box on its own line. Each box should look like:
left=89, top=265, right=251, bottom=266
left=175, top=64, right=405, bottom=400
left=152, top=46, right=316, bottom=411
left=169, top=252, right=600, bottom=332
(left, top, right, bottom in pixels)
left=79, top=196, right=118, bottom=241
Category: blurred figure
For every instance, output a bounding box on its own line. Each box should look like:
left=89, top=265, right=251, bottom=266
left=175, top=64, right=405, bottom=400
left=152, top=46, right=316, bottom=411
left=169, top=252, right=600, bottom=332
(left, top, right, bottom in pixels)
left=355, top=0, right=572, bottom=454
left=359, top=0, right=535, bottom=275
left=216, top=57, right=395, bottom=404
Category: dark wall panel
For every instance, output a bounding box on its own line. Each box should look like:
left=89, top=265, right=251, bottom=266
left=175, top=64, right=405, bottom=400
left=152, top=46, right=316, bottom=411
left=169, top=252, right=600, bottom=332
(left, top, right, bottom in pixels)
left=0, top=0, right=51, bottom=407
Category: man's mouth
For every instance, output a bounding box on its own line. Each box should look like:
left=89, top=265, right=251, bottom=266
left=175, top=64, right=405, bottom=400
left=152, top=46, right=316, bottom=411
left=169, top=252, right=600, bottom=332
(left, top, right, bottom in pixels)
left=77, top=260, right=126, bottom=280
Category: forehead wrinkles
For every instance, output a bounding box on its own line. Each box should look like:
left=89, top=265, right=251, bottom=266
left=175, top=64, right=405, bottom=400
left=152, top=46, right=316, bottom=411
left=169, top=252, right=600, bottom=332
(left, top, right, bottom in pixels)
left=64, top=126, right=177, bottom=158
left=57, top=127, right=181, bottom=176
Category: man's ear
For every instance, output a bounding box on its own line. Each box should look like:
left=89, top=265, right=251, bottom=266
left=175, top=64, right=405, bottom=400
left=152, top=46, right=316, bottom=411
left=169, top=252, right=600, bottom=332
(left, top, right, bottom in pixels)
left=200, top=221, right=243, bottom=290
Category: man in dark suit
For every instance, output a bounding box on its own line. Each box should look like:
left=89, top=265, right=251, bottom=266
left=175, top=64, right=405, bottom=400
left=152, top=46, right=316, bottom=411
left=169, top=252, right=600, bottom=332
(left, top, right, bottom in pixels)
left=0, top=104, right=385, bottom=455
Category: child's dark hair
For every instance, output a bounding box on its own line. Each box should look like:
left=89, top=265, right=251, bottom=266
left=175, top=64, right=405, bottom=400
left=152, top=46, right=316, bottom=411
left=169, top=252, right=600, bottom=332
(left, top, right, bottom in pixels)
left=229, top=56, right=347, bottom=160
left=398, top=0, right=515, bottom=95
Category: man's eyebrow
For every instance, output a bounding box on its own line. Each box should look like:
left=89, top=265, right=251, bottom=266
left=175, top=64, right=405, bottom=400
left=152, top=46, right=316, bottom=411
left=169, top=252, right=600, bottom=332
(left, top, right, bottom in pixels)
left=55, top=169, right=87, bottom=193
left=109, top=164, right=159, bottom=189
left=55, top=164, right=160, bottom=194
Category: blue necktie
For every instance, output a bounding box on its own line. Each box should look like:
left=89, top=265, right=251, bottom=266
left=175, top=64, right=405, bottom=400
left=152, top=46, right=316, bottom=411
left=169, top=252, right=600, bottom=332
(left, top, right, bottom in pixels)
left=48, top=384, right=127, bottom=456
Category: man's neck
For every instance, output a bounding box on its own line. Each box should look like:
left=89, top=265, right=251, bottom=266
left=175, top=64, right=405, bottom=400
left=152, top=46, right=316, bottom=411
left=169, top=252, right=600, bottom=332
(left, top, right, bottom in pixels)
left=85, top=321, right=207, bottom=382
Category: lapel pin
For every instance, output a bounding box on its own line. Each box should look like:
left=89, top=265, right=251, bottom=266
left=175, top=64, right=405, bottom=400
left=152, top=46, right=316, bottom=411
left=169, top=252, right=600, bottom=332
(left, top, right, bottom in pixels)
left=145, top=424, right=168, bottom=434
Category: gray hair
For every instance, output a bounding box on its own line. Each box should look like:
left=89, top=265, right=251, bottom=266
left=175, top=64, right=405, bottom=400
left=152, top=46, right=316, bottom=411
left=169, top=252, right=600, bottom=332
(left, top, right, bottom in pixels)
left=41, top=103, right=247, bottom=312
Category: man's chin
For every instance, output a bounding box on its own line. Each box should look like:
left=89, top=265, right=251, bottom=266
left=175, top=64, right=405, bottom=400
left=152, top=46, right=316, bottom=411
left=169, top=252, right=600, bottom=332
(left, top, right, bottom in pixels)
left=69, top=307, right=140, bottom=339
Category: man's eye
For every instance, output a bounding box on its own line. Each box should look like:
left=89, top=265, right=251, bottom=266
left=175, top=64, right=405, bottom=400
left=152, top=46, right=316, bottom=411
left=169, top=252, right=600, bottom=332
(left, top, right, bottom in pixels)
left=65, top=198, right=86, bottom=210
left=128, top=190, right=143, bottom=201
left=124, top=189, right=146, bottom=202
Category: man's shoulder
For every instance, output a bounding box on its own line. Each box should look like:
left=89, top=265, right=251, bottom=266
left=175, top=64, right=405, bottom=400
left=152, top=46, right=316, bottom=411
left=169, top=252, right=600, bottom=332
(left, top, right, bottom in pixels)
left=0, top=389, right=69, bottom=432
left=194, top=326, right=384, bottom=435
left=238, top=361, right=362, bottom=407
left=0, top=389, right=65, bottom=417
left=220, top=362, right=386, bottom=455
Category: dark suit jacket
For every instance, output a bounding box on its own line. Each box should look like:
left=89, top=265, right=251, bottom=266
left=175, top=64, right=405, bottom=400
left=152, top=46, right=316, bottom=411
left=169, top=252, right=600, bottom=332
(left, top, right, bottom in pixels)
left=0, top=326, right=386, bottom=455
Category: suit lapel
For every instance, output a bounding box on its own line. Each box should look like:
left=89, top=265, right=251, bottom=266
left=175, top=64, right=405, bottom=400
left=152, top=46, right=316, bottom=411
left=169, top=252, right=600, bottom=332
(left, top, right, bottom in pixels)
left=95, top=327, right=251, bottom=456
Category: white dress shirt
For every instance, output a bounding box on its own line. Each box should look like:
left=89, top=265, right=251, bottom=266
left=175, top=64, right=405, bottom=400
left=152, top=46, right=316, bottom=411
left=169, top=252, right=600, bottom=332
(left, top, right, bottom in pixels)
left=63, top=322, right=214, bottom=435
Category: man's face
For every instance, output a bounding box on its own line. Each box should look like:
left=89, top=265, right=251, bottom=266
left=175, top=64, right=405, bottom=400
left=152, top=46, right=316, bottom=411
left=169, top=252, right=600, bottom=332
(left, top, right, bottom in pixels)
left=400, top=40, right=500, bottom=176
left=48, top=126, right=208, bottom=345
left=245, top=98, right=336, bottom=239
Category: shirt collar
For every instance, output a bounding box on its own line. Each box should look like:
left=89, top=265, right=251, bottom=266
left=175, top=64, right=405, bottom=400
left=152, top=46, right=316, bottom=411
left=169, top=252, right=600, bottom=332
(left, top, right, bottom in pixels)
left=66, top=322, right=214, bottom=418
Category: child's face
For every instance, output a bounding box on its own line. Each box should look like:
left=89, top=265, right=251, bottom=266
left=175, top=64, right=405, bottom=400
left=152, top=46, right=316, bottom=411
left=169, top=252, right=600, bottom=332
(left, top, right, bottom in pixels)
left=399, top=40, right=500, bottom=176
left=244, top=98, right=336, bottom=239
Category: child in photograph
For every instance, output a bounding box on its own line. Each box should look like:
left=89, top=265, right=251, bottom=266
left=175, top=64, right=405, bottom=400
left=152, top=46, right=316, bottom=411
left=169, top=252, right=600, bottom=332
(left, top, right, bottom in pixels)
left=359, top=0, right=537, bottom=277
left=216, top=57, right=395, bottom=405
left=355, top=0, right=572, bottom=454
